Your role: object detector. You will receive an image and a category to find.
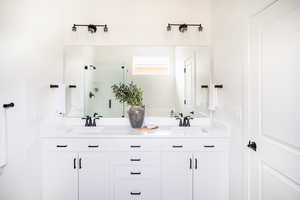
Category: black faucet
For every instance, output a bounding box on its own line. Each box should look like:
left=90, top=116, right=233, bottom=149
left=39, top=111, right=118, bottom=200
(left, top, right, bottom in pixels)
left=91, top=113, right=103, bottom=127
left=175, top=113, right=193, bottom=127
left=82, top=116, right=92, bottom=127
left=183, top=116, right=193, bottom=127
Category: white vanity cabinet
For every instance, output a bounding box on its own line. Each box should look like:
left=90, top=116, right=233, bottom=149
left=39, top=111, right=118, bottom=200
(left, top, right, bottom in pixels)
left=161, top=140, right=229, bottom=200
left=42, top=141, right=108, bottom=200
left=42, top=138, right=229, bottom=200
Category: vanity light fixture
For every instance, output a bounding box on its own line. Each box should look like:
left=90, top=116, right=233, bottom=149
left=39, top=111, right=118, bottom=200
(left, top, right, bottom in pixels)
left=72, top=24, right=109, bottom=33
left=166, top=23, right=203, bottom=33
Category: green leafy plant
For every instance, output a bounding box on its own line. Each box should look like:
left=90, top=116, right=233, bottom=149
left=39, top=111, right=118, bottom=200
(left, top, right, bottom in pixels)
left=111, top=82, right=143, bottom=106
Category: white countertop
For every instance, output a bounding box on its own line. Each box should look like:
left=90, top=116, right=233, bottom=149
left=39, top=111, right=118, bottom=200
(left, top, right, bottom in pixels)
left=40, top=121, right=230, bottom=139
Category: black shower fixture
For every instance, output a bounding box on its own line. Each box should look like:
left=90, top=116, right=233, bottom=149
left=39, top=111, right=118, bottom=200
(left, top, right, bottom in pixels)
left=72, top=24, right=109, bottom=33
left=167, top=23, right=203, bottom=33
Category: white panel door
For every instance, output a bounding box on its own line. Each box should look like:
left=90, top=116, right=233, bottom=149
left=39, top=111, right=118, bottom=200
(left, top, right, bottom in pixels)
left=42, top=152, right=78, bottom=200
left=193, top=151, right=229, bottom=200
left=248, top=0, right=300, bottom=199
left=79, top=153, right=108, bottom=200
left=161, top=152, right=193, bottom=200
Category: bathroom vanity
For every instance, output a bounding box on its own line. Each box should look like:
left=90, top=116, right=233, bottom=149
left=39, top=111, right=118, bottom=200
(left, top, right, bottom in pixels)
left=41, top=123, right=229, bottom=200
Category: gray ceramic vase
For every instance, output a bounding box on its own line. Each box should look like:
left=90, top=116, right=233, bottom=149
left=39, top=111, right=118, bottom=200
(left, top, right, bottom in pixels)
left=128, top=106, right=145, bottom=128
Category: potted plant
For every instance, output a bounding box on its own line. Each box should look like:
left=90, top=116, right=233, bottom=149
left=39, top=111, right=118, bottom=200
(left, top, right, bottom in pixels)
left=111, top=82, right=144, bottom=128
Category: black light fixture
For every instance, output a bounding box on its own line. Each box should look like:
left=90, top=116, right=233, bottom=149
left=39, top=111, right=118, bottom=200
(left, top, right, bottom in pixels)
left=167, top=23, right=171, bottom=31
left=179, top=24, right=188, bottom=33
left=72, top=24, right=109, bottom=33
left=166, top=23, right=203, bottom=33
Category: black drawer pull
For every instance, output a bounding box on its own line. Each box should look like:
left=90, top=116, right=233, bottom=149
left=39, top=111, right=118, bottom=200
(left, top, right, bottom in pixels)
left=130, top=158, right=141, bottom=162
left=79, top=158, right=82, bottom=169
left=130, top=172, right=141, bottom=175
left=88, top=145, right=99, bottom=148
left=69, top=85, right=77, bottom=88
left=172, top=145, right=183, bottom=148
left=130, top=145, right=141, bottom=148
left=130, top=192, right=141, bottom=196
left=3, top=103, right=14, bottom=108
left=204, top=145, right=215, bottom=148
left=56, top=145, right=68, bottom=148
left=73, top=158, right=76, bottom=169
left=50, top=84, right=59, bottom=88
left=195, top=158, right=198, bottom=169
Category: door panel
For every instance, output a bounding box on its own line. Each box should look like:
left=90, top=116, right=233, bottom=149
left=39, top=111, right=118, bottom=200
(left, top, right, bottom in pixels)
left=161, top=152, right=193, bottom=200
left=193, top=152, right=229, bottom=200
left=79, top=153, right=108, bottom=200
left=248, top=0, right=300, bottom=199
left=42, top=152, right=78, bottom=200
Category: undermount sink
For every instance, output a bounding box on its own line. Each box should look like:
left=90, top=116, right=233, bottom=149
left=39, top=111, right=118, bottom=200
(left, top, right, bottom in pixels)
left=69, top=126, right=105, bottom=134
left=170, top=126, right=208, bottom=135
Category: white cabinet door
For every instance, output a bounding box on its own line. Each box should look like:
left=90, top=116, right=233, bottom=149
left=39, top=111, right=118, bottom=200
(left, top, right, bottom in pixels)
left=193, top=151, right=228, bottom=200
left=42, top=151, right=78, bottom=200
left=161, top=152, right=193, bottom=200
left=79, top=153, right=108, bottom=200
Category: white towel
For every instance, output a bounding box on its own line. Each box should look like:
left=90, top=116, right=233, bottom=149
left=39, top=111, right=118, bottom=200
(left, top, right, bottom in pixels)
left=54, top=84, right=66, bottom=116
left=208, top=83, right=219, bottom=111
left=0, top=108, right=8, bottom=168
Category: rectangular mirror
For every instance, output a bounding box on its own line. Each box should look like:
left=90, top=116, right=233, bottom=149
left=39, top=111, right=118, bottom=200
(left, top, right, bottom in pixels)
left=63, top=45, right=211, bottom=118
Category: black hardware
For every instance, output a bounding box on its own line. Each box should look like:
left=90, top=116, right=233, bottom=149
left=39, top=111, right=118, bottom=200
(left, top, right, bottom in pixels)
left=172, top=145, right=183, bottom=148
left=108, top=99, right=112, bottom=109
left=50, top=84, right=59, bottom=88
left=82, top=116, right=92, bottom=127
left=189, top=158, right=192, bottom=169
left=92, top=113, right=102, bottom=127
left=130, top=145, right=141, bottom=148
left=56, top=145, right=68, bottom=148
left=204, top=145, right=215, bottom=148
left=175, top=113, right=193, bottom=127
left=84, top=65, right=88, bottom=70
left=130, top=172, right=141, bottom=175
left=247, top=141, right=257, bottom=151
left=73, top=158, right=76, bottom=169
left=184, top=68, right=186, bottom=73
left=167, top=23, right=203, bottom=33
left=201, top=85, right=209, bottom=88
left=130, top=158, right=141, bottom=162
left=88, top=145, right=99, bottom=148
left=3, top=102, right=14, bottom=108
left=184, top=99, right=187, bottom=104
left=89, top=92, right=95, bottom=99
left=69, top=85, right=77, bottom=88
left=79, top=158, right=82, bottom=169
left=130, top=192, right=141, bottom=196
left=195, top=158, right=198, bottom=169
left=72, top=24, right=108, bottom=33
left=121, top=66, right=125, bottom=69
left=214, top=84, right=223, bottom=88
left=176, top=117, right=183, bottom=127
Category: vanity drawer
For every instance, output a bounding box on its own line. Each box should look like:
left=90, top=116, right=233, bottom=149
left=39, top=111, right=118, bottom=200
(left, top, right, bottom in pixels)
left=113, top=165, right=159, bottom=179
left=114, top=180, right=160, bottom=200
left=105, top=139, right=160, bottom=151
left=161, top=140, right=195, bottom=151
left=43, top=140, right=78, bottom=151
left=110, top=152, right=160, bottom=165
left=199, top=140, right=229, bottom=151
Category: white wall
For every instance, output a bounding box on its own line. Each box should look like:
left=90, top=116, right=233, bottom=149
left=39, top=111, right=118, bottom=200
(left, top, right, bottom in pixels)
left=0, top=1, right=212, bottom=200
left=211, top=0, right=247, bottom=200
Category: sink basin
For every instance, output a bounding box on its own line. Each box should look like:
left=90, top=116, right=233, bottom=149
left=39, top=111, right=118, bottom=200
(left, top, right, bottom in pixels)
left=170, top=126, right=208, bottom=135
left=69, top=126, right=105, bottom=134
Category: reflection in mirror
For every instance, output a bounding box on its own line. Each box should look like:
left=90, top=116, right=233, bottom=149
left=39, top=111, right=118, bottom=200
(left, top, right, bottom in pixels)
left=64, top=46, right=210, bottom=118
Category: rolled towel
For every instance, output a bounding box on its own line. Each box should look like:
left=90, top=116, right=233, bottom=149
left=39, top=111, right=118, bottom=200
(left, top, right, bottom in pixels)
left=0, top=109, right=8, bottom=168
